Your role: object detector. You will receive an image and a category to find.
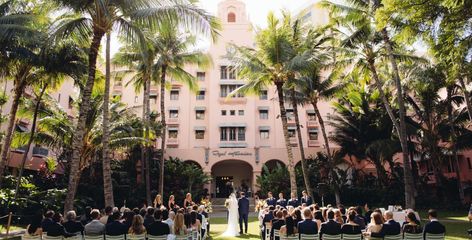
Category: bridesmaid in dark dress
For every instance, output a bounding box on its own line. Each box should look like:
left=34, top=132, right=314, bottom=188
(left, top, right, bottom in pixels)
left=154, top=194, right=163, bottom=209
left=183, top=193, right=194, bottom=208
left=168, top=195, right=178, bottom=211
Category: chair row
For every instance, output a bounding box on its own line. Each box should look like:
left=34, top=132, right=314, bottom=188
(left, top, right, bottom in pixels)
left=265, top=230, right=445, bottom=240
left=22, top=233, right=203, bottom=240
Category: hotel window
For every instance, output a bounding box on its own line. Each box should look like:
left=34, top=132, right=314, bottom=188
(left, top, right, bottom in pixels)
left=220, top=127, right=246, bottom=141
left=228, top=66, right=236, bottom=79
left=230, top=110, right=236, bottom=116
left=168, top=129, right=178, bottom=139
left=468, top=157, right=472, bottom=169
left=169, top=109, right=179, bottom=118
left=196, top=90, right=205, bottom=100
left=238, top=110, right=244, bottom=116
left=150, top=95, right=157, bottom=104
left=259, top=110, right=269, bottom=120
left=259, top=90, right=268, bottom=100
left=196, top=110, right=205, bottom=120
left=220, top=66, right=228, bottom=79
left=220, top=84, right=244, bottom=98
left=195, top=130, right=205, bottom=139
left=308, top=128, right=319, bottom=140
left=69, top=96, right=74, bottom=109
left=227, top=12, right=236, bottom=23
left=260, top=130, right=269, bottom=139
left=307, top=112, right=317, bottom=121
left=221, top=110, right=227, bottom=116
left=170, top=90, right=179, bottom=100
left=197, top=72, right=205, bottom=81
left=114, top=80, right=122, bottom=86
left=286, top=109, right=294, bottom=120
left=288, top=129, right=296, bottom=138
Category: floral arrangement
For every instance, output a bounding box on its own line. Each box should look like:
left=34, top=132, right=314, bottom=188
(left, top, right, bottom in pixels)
left=201, top=198, right=213, bottom=213
left=224, top=198, right=231, bottom=209
left=255, top=199, right=267, bottom=212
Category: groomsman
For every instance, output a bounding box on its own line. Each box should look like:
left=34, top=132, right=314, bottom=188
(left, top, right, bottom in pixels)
left=266, top=192, right=277, bottom=206
left=287, top=192, right=299, bottom=208
left=301, top=190, right=313, bottom=206
left=276, top=193, right=287, bottom=208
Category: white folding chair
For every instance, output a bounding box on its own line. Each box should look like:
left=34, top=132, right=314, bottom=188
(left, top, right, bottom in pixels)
left=126, top=234, right=146, bottom=240
left=104, top=235, right=125, bottom=240
left=43, top=236, right=64, bottom=240
left=403, top=233, right=423, bottom=240
left=191, top=230, right=199, bottom=240
left=342, top=234, right=362, bottom=240
left=321, top=234, right=341, bottom=240
left=264, top=226, right=272, bottom=240
left=384, top=234, right=402, bottom=240
left=273, top=229, right=280, bottom=239
left=300, top=233, right=318, bottom=240
left=83, top=235, right=104, bottom=240
left=21, top=235, right=42, bottom=240
left=146, top=235, right=168, bottom=240
left=425, top=233, right=445, bottom=240
left=175, top=234, right=190, bottom=240
left=65, top=234, right=82, bottom=240
left=280, top=235, right=299, bottom=240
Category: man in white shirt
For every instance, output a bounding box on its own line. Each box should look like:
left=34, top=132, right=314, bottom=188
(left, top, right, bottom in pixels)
left=163, top=210, right=175, bottom=233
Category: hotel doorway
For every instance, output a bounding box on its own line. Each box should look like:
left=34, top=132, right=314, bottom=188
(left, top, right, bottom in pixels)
left=215, top=176, right=233, bottom=198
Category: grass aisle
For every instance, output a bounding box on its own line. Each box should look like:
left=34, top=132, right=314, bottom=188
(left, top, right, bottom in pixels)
left=209, top=217, right=260, bottom=240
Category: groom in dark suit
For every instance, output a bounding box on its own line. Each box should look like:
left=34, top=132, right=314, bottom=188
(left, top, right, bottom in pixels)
left=238, top=191, right=250, bottom=234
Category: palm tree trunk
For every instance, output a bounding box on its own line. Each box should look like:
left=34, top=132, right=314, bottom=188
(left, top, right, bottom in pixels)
left=275, top=82, right=297, bottom=195
left=159, top=64, right=167, bottom=197
left=458, top=77, right=472, bottom=121
left=0, top=73, right=28, bottom=186
left=290, top=89, right=313, bottom=199
left=14, top=84, right=47, bottom=200
left=102, top=32, right=114, bottom=207
left=381, top=29, right=416, bottom=209
left=142, top=58, right=152, bottom=206
left=64, top=29, right=105, bottom=213
left=311, top=99, right=340, bottom=205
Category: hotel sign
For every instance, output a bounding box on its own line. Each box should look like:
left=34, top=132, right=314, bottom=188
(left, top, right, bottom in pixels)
left=211, top=150, right=253, bottom=158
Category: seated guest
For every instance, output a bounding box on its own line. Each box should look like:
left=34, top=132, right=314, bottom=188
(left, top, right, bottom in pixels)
left=164, top=211, right=175, bottom=234
left=373, top=209, right=385, bottom=222
left=105, top=211, right=127, bottom=236
left=63, top=211, right=84, bottom=234
left=319, top=210, right=341, bottom=239
left=334, top=209, right=344, bottom=225
left=266, top=192, right=277, bottom=207
left=364, top=204, right=372, bottom=224
left=41, top=210, right=55, bottom=233
left=402, top=212, right=422, bottom=235
left=292, top=209, right=303, bottom=224
left=173, top=213, right=188, bottom=236
left=80, top=207, right=92, bottom=226
left=47, top=213, right=76, bottom=237
left=85, top=209, right=105, bottom=235
left=189, top=211, right=201, bottom=231
left=122, top=210, right=135, bottom=230
left=128, top=215, right=146, bottom=235
left=366, top=212, right=383, bottom=235
left=298, top=208, right=318, bottom=234
left=26, top=212, right=43, bottom=236
left=423, top=209, right=446, bottom=239
left=271, top=211, right=285, bottom=240
left=262, top=206, right=275, bottom=239
left=371, top=211, right=401, bottom=238
left=276, top=193, right=287, bottom=208
left=287, top=193, right=299, bottom=208
left=338, top=205, right=347, bottom=223
left=147, top=209, right=170, bottom=236
left=280, top=216, right=298, bottom=237
left=354, top=206, right=366, bottom=229
left=341, top=210, right=361, bottom=235
left=100, top=206, right=113, bottom=225
left=144, top=207, right=155, bottom=228
left=313, top=211, right=324, bottom=230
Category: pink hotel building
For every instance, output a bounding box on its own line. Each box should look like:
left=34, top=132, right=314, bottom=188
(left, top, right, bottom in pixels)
left=113, top=0, right=335, bottom=197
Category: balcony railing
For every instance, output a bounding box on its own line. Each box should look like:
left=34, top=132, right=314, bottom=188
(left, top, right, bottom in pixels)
left=167, top=138, right=179, bottom=146
left=32, top=147, right=49, bottom=157
left=308, top=140, right=320, bottom=147
left=289, top=137, right=298, bottom=146
left=167, top=118, right=180, bottom=124
left=307, top=120, right=318, bottom=127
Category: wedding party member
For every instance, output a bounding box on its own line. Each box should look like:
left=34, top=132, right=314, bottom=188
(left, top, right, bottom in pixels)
left=402, top=212, right=422, bottom=235
left=174, top=213, right=188, bottom=236
left=279, top=215, right=298, bottom=237
left=85, top=209, right=105, bottom=235
left=47, top=213, right=76, bottom=237
left=301, top=190, right=313, bottom=206
left=341, top=210, right=361, bottom=235
left=147, top=209, right=170, bottom=236
left=371, top=211, right=401, bottom=238
left=41, top=210, right=55, bottom=233
left=238, top=192, right=250, bottom=234
left=184, top=193, right=194, bottom=208
left=298, top=208, right=318, bottom=234
left=26, top=212, right=43, bottom=236
left=366, top=212, right=383, bottom=235
left=287, top=193, right=299, bottom=208
left=63, top=210, right=84, bottom=234
left=105, top=212, right=127, bottom=236
left=276, top=193, right=287, bottom=208
left=319, top=210, right=341, bottom=239
left=266, top=192, right=277, bottom=206
left=423, top=209, right=446, bottom=238
left=154, top=194, right=163, bottom=209
left=128, top=215, right=146, bottom=235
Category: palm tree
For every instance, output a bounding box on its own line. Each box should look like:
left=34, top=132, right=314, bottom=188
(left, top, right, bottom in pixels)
left=231, top=12, right=299, bottom=195
left=152, top=22, right=212, bottom=197
left=52, top=0, right=219, bottom=212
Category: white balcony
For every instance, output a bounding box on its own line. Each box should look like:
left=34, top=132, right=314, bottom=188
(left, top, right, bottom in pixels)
left=308, top=140, right=320, bottom=147
left=167, top=138, right=179, bottom=146
left=167, top=118, right=179, bottom=125
left=289, top=137, right=298, bottom=146
left=307, top=120, right=318, bottom=127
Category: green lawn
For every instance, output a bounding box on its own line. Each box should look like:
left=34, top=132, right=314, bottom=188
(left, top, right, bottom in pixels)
left=209, top=215, right=471, bottom=240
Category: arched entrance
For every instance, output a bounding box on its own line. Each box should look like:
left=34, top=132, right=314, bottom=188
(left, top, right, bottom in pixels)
left=211, top=160, right=253, bottom=198
left=263, top=159, right=285, bottom=173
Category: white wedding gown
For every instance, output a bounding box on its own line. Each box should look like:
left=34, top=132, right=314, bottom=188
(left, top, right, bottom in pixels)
left=222, top=194, right=240, bottom=237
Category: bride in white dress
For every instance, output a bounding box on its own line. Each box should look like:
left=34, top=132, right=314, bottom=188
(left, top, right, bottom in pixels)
left=222, top=193, right=240, bottom=237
